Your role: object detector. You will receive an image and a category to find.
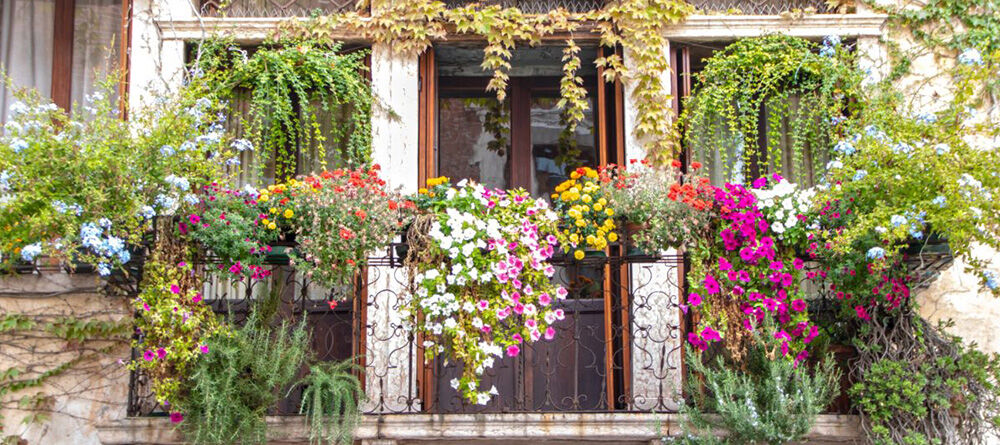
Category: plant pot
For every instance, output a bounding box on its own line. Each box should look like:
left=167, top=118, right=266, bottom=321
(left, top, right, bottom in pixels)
left=623, top=221, right=652, bottom=257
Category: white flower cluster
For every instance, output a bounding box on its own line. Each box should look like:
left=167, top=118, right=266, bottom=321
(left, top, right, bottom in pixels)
left=752, top=179, right=815, bottom=239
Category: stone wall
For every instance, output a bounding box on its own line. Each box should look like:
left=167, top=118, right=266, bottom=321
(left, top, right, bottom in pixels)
left=0, top=273, right=131, bottom=444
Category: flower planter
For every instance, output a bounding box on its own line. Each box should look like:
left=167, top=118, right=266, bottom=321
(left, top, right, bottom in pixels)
left=623, top=221, right=652, bottom=257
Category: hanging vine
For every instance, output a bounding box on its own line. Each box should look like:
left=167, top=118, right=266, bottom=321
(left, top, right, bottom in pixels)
left=195, top=38, right=374, bottom=179
left=679, top=35, right=862, bottom=183
left=276, top=0, right=693, bottom=167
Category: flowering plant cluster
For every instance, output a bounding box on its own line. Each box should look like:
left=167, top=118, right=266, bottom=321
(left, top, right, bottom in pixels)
left=289, top=165, right=414, bottom=289
left=0, top=79, right=237, bottom=272
left=818, top=107, right=1000, bottom=294
left=751, top=176, right=817, bottom=248
left=407, top=178, right=565, bottom=404
left=183, top=183, right=277, bottom=281
left=130, top=257, right=226, bottom=418
left=605, top=159, right=714, bottom=252
left=551, top=166, right=618, bottom=260
left=686, top=176, right=818, bottom=365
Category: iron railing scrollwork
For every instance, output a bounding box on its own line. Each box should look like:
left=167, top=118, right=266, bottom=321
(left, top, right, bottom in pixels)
left=126, top=240, right=687, bottom=416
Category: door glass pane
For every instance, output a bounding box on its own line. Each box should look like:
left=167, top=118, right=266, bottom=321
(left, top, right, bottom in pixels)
left=530, top=96, right=597, bottom=197
left=437, top=96, right=510, bottom=190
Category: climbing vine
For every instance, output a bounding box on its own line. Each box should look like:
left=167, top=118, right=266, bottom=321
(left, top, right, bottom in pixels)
left=276, top=0, right=693, bottom=166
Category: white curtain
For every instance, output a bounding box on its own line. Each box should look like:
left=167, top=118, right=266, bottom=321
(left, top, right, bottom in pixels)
left=71, top=0, right=121, bottom=109
left=0, top=0, right=55, bottom=122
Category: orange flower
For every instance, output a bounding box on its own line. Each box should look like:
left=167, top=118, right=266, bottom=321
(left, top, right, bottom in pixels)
left=388, top=200, right=398, bottom=210
left=339, top=228, right=355, bottom=240
left=691, top=161, right=703, bottom=170
left=355, top=209, right=367, bottom=221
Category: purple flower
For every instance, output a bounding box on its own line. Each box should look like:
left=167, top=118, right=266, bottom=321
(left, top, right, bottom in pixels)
left=703, top=274, right=720, bottom=295
left=200, top=344, right=209, bottom=354
left=169, top=412, right=184, bottom=423
left=769, top=261, right=784, bottom=271
left=737, top=270, right=751, bottom=282
left=791, top=299, right=807, bottom=312
left=701, top=327, right=721, bottom=342
left=188, top=214, right=201, bottom=224
left=718, top=257, right=732, bottom=271
left=170, top=284, right=180, bottom=294
left=156, top=348, right=166, bottom=359
left=793, top=258, right=805, bottom=270
left=688, top=293, right=702, bottom=306
left=739, top=247, right=755, bottom=262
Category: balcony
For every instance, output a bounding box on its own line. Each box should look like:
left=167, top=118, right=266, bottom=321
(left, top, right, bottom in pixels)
left=126, top=241, right=687, bottom=417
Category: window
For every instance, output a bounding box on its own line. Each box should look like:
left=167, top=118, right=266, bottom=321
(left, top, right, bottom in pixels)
left=673, top=41, right=839, bottom=186
left=0, top=0, right=128, bottom=117
left=419, top=44, right=633, bottom=412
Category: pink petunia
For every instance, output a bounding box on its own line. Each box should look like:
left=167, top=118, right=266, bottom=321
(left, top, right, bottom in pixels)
left=143, top=350, right=154, bottom=361
left=793, top=258, right=805, bottom=270
left=199, top=344, right=209, bottom=354
left=544, top=327, right=556, bottom=340
left=156, top=348, right=166, bottom=359
left=688, top=292, right=702, bottom=306
left=170, top=412, right=184, bottom=423
left=703, top=275, right=720, bottom=295
left=538, top=293, right=552, bottom=306
left=188, top=214, right=200, bottom=224
left=170, top=284, right=180, bottom=294
left=506, top=345, right=520, bottom=357
left=701, top=327, right=721, bottom=342
left=790, top=299, right=807, bottom=312
left=192, top=293, right=202, bottom=303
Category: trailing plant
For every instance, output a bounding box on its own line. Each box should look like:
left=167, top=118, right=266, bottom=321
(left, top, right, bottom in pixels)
left=177, top=293, right=309, bottom=443
left=552, top=166, right=619, bottom=258
left=677, top=338, right=840, bottom=445
left=184, top=182, right=277, bottom=281
left=685, top=175, right=819, bottom=365
left=604, top=159, right=714, bottom=252
left=288, top=166, right=416, bottom=289
left=296, top=360, right=364, bottom=445
left=277, top=0, right=693, bottom=166
left=0, top=76, right=236, bottom=273
left=406, top=177, right=565, bottom=404
left=195, top=38, right=374, bottom=178
left=681, top=35, right=861, bottom=183
left=129, top=225, right=226, bottom=415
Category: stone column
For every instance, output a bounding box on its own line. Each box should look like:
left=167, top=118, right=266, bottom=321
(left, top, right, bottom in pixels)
left=127, top=0, right=193, bottom=112
left=620, top=39, right=684, bottom=411
left=364, top=43, right=421, bottom=413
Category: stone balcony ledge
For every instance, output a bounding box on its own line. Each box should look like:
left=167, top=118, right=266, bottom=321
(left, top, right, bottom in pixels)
left=97, top=412, right=862, bottom=444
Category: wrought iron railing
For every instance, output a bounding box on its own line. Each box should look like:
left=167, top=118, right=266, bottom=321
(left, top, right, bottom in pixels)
left=126, top=240, right=687, bottom=416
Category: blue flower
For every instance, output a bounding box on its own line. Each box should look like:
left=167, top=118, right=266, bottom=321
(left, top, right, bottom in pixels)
left=231, top=139, right=253, bottom=152
left=932, top=195, right=946, bottom=207
left=910, top=229, right=924, bottom=239
left=225, top=157, right=241, bottom=166
left=164, top=175, right=190, bottom=192
left=7, top=101, right=28, bottom=118
left=890, top=215, right=907, bottom=227
left=853, top=169, right=868, bottom=181
left=183, top=194, right=199, bottom=206
left=834, top=140, right=856, bottom=156
left=140, top=205, right=156, bottom=219
left=21, top=242, right=42, bottom=262
left=823, top=35, right=842, bottom=47
left=866, top=247, right=885, bottom=260
left=892, top=142, right=914, bottom=155
left=914, top=112, right=936, bottom=124
left=985, top=271, right=999, bottom=290
left=826, top=160, right=844, bottom=170
left=80, top=222, right=103, bottom=249
left=155, top=194, right=177, bottom=212
left=9, top=138, right=28, bottom=153
left=958, top=48, right=983, bottom=66
left=160, top=145, right=176, bottom=156
left=180, top=141, right=196, bottom=151
left=99, top=218, right=112, bottom=229
left=0, top=171, right=10, bottom=191
left=97, top=263, right=111, bottom=277
left=934, top=143, right=950, bottom=155
left=819, top=46, right=835, bottom=57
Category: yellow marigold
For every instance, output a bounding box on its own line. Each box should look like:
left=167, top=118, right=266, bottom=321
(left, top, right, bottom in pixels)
left=259, top=194, right=269, bottom=203
left=570, top=171, right=581, bottom=179
left=594, top=203, right=604, bottom=211
left=574, top=250, right=585, bottom=260
left=283, top=209, right=294, bottom=218
left=261, top=218, right=270, bottom=225
left=586, top=235, right=596, bottom=245
left=419, top=188, right=428, bottom=194
left=608, top=232, right=619, bottom=242
left=585, top=168, right=598, bottom=179
left=575, top=219, right=586, bottom=227
left=270, top=207, right=278, bottom=214
left=604, top=208, right=615, bottom=216
left=267, top=222, right=277, bottom=230
left=598, top=197, right=607, bottom=206
left=581, top=194, right=592, bottom=203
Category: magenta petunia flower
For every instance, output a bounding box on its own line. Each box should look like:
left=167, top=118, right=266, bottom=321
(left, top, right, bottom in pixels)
left=544, top=327, right=556, bottom=340
left=769, top=261, right=784, bottom=271
left=793, top=258, right=805, bottom=270
left=701, top=327, right=721, bottom=342
left=188, top=214, right=200, bottom=224
left=170, top=284, right=180, bottom=294
left=192, top=293, right=202, bottom=303
left=169, top=412, right=184, bottom=423
left=688, top=292, right=702, bottom=306
left=506, top=345, right=520, bottom=357
left=199, top=344, right=209, bottom=354
left=791, top=299, right=807, bottom=312
left=143, top=350, right=154, bottom=361
left=703, top=274, right=720, bottom=294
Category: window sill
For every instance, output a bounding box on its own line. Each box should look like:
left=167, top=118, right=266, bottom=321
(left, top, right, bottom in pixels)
left=96, top=412, right=862, bottom=444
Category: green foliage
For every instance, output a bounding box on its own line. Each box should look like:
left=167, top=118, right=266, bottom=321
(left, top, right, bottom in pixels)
left=0, top=75, right=236, bottom=270
left=195, top=38, right=373, bottom=179
left=681, top=35, right=860, bottom=184
left=848, top=314, right=1000, bottom=444
left=184, top=183, right=278, bottom=273
left=678, top=342, right=840, bottom=445
left=179, top=301, right=309, bottom=444
left=296, top=361, right=364, bottom=445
